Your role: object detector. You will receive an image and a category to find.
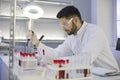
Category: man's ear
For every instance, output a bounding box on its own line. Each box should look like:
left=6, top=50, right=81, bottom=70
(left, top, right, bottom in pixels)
left=73, top=16, right=79, bottom=23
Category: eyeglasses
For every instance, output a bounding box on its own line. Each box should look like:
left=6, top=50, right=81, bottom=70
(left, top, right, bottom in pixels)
left=62, top=18, right=73, bottom=26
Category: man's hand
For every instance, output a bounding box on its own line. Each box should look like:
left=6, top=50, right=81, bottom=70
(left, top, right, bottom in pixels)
left=26, top=30, right=33, bottom=40
left=26, top=30, right=39, bottom=47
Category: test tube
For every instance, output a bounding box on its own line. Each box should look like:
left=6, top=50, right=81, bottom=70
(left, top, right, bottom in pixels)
left=58, top=59, right=65, bottom=79
left=66, top=59, right=69, bottom=79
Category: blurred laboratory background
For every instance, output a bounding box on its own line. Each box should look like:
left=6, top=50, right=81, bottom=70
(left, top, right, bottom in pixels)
left=0, top=0, right=120, bottom=80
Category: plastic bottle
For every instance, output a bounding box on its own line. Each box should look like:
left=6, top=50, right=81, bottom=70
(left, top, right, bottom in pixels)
left=40, top=49, right=46, bottom=67
left=27, top=53, right=35, bottom=68
left=84, top=69, right=88, bottom=77
left=58, top=59, right=65, bottom=79
left=69, top=58, right=76, bottom=78
left=19, top=51, right=23, bottom=67
left=53, top=59, right=58, bottom=79
left=66, top=59, right=69, bottom=79
left=40, top=49, right=47, bottom=78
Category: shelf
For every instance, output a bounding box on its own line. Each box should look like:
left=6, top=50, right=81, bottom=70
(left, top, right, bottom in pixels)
left=0, top=14, right=58, bottom=20
left=0, top=0, right=72, bottom=20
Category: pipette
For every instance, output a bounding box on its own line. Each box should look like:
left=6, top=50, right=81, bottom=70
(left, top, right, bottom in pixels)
left=34, top=34, right=45, bottom=53
left=39, top=35, right=45, bottom=41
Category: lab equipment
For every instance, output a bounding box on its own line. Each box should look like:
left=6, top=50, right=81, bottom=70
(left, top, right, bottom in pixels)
left=66, top=59, right=69, bottom=79
left=18, top=51, right=37, bottom=70
left=46, top=58, right=92, bottom=80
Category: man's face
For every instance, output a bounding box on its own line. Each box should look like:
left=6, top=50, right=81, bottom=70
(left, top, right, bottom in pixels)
left=60, top=17, right=78, bottom=35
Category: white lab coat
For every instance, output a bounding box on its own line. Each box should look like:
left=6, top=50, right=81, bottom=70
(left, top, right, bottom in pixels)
left=38, top=21, right=119, bottom=71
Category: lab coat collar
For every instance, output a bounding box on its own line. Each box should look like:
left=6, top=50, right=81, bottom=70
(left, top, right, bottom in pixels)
left=76, top=21, right=88, bottom=36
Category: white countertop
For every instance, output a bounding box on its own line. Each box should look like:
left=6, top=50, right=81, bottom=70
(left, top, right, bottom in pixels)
left=0, top=55, right=120, bottom=80
left=17, top=71, right=120, bottom=80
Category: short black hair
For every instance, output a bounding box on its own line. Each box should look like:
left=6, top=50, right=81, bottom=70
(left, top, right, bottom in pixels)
left=56, top=6, right=82, bottom=20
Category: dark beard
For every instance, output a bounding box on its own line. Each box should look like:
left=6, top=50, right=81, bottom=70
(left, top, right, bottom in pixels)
left=68, top=21, right=78, bottom=35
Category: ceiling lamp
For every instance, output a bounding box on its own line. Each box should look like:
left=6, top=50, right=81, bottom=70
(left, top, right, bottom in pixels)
left=23, top=5, right=44, bottom=19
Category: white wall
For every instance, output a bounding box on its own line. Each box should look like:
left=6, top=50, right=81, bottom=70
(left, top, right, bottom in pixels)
left=0, top=0, right=92, bottom=40
left=0, top=0, right=117, bottom=46
left=73, top=0, right=92, bottom=23
left=117, top=0, right=120, bottom=38
left=91, top=0, right=116, bottom=46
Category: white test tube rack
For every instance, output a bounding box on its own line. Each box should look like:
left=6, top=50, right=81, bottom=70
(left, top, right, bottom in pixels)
left=46, top=64, right=93, bottom=80
left=16, top=52, right=38, bottom=71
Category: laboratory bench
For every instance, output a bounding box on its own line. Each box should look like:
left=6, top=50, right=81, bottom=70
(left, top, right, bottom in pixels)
left=0, top=54, right=120, bottom=80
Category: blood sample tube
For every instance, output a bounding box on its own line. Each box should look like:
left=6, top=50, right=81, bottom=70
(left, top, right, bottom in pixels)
left=66, top=59, right=69, bottom=79
left=58, top=59, right=65, bottom=79
left=84, top=69, right=88, bottom=77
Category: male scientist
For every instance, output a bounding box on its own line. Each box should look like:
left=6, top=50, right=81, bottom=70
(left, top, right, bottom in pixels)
left=27, top=6, right=119, bottom=71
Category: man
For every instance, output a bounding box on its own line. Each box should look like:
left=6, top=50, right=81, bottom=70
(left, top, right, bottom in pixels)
left=27, top=6, right=119, bottom=71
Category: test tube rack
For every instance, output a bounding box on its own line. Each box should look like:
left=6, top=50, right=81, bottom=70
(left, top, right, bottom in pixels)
left=14, top=51, right=38, bottom=72
left=46, top=65, right=93, bottom=80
